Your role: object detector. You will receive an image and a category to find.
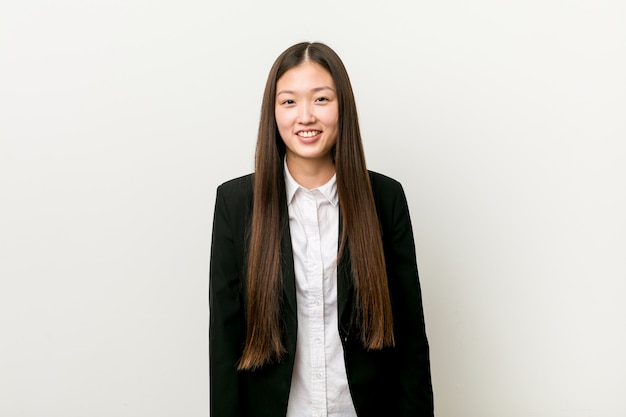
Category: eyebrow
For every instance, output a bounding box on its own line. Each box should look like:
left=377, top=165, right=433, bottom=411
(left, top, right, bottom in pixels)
left=276, top=86, right=336, bottom=96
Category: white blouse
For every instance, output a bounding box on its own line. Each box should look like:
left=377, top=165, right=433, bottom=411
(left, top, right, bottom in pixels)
left=284, top=163, right=357, bottom=417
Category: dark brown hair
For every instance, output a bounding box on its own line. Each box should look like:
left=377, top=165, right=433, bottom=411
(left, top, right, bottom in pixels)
left=239, top=42, right=394, bottom=371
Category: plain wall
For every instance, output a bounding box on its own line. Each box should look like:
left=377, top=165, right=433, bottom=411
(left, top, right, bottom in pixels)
left=1, top=0, right=625, bottom=416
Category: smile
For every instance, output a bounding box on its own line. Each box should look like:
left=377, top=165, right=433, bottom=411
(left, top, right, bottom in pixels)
left=297, top=130, right=321, bottom=138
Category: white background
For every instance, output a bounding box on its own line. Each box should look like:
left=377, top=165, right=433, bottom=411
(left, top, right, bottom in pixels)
left=1, top=1, right=625, bottom=416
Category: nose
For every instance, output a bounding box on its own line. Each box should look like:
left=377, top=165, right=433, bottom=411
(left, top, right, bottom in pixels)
left=297, top=103, right=316, bottom=124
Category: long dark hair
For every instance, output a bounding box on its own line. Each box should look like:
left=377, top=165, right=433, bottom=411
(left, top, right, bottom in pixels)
left=239, top=42, right=394, bottom=371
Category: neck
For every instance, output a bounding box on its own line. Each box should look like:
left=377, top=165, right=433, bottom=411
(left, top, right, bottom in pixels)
left=286, top=155, right=335, bottom=189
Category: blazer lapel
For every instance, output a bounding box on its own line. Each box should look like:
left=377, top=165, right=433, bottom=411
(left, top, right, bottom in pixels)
left=280, top=206, right=298, bottom=320
left=337, top=211, right=353, bottom=327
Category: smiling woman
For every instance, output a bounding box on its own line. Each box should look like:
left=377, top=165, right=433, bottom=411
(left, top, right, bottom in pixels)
left=209, top=42, right=434, bottom=417
left=275, top=61, right=339, bottom=188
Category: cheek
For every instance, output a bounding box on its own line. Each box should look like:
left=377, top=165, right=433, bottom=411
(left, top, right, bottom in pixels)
left=274, top=109, right=291, bottom=129
left=321, top=107, right=339, bottom=130
left=274, top=112, right=291, bottom=140
left=321, top=102, right=338, bottom=121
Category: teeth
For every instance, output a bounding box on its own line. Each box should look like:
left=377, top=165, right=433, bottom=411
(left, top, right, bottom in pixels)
left=298, top=130, right=320, bottom=138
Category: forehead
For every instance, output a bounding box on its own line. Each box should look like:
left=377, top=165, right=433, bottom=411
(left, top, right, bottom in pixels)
left=276, top=61, right=335, bottom=93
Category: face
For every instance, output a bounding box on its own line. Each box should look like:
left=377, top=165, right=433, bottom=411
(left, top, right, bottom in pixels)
left=275, top=61, right=339, bottom=167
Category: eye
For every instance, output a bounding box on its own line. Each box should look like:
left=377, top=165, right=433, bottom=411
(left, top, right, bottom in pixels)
left=281, top=99, right=295, bottom=105
left=315, top=97, right=329, bottom=103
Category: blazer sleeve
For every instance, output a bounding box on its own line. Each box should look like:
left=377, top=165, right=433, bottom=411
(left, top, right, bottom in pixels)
left=380, top=179, right=434, bottom=416
left=209, top=183, right=246, bottom=416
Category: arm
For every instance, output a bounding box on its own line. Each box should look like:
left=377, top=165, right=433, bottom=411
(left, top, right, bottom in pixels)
left=383, top=181, right=434, bottom=416
left=209, top=184, right=246, bottom=416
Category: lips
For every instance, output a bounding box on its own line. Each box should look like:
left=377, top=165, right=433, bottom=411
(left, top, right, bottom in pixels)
left=297, top=130, right=321, bottom=138
left=295, top=130, right=321, bottom=143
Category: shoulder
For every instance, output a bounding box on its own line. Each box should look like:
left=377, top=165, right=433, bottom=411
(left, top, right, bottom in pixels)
left=367, top=171, right=410, bottom=225
left=214, top=174, right=254, bottom=215
left=216, top=173, right=254, bottom=196
left=367, top=170, right=404, bottom=196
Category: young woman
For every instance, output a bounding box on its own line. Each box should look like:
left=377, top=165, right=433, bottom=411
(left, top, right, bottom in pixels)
left=209, top=42, right=433, bottom=417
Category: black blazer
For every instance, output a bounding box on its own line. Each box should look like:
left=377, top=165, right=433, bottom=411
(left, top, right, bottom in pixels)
left=209, top=171, right=433, bottom=417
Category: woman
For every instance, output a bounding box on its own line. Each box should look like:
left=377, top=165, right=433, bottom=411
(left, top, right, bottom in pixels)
left=210, top=42, right=433, bottom=417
